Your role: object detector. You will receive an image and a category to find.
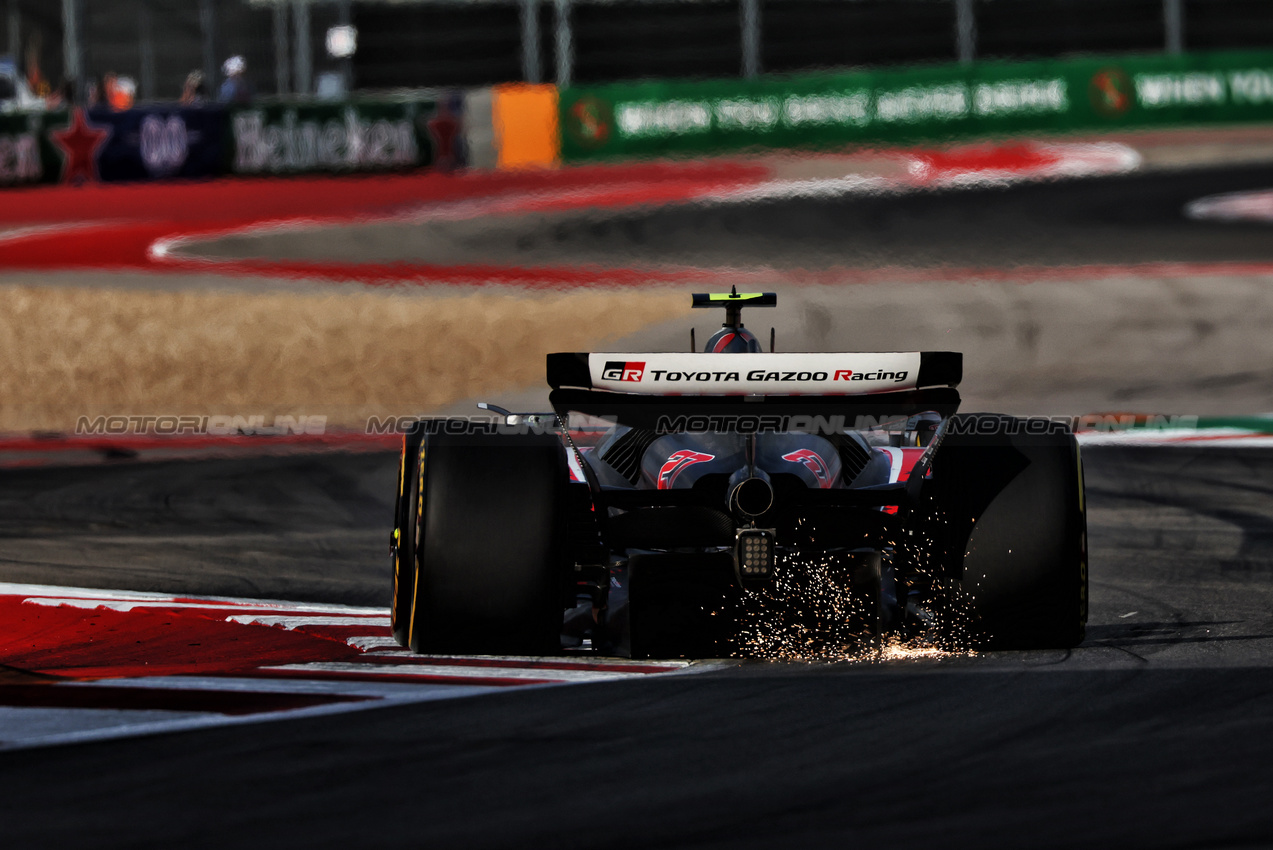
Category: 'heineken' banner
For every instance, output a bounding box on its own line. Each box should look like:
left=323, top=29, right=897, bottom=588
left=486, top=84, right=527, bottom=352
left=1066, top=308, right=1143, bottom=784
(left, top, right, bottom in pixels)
left=560, top=49, right=1273, bottom=162
left=229, top=96, right=464, bottom=176
left=0, top=94, right=465, bottom=189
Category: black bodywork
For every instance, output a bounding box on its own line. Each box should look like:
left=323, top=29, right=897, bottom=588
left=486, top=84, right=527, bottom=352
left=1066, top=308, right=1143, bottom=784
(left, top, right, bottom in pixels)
left=543, top=299, right=968, bottom=655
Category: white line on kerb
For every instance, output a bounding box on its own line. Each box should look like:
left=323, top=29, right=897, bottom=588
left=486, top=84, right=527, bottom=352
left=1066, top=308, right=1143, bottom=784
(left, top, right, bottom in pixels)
left=224, top=615, right=387, bottom=629
left=258, top=662, right=644, bottom=682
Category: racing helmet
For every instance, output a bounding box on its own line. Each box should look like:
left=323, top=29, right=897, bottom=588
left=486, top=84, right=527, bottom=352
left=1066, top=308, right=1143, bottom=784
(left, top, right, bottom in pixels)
left=703, top=326, right=763, bottom=353
left=694, top=289, right=774, bottom=353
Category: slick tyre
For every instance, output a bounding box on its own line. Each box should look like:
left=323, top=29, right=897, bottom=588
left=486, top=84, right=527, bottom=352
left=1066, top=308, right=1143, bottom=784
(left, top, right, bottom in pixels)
left=928, top=414, right=1088, bottom=650
left=408, top=423, right=568, bottom=656
left=390, top=425, right=427, bottom=648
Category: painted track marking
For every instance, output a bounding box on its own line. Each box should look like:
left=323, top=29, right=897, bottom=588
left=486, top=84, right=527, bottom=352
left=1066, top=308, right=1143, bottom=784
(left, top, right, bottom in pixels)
left=0, top=581, right=695, bottom=751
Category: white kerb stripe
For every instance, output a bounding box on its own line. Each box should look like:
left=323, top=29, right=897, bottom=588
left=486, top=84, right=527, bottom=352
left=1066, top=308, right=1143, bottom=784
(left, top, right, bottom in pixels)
left=259, top=662, right=642, bottom=683
left=224, top=615, right=387, bottom=629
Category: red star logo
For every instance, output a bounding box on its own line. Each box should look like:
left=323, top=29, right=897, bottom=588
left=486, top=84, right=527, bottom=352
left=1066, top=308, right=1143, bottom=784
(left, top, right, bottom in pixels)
left=51, top=108, right=112, bottom=184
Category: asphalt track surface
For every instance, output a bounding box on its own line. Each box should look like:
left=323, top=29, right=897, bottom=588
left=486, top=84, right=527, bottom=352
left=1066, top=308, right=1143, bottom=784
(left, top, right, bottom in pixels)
left=4, top=164, right=1273, bottom=846
left=1, top=445, right=1272, bottom=848
left=196, top=162, right=1273, bottom=270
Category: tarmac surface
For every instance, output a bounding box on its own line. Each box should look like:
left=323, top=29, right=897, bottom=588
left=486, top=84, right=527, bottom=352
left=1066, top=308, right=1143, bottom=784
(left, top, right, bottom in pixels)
left=190, top=163, right=1273, bottom=270
left=0, top=446, right=1271, bottom=847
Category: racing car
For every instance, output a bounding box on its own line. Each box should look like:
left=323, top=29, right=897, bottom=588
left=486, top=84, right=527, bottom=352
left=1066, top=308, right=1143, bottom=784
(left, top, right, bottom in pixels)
left=390, top=290, right=1087, bottom=658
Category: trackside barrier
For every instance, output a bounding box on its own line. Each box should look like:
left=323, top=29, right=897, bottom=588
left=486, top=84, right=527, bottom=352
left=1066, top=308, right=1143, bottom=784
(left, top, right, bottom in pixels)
left=557, top=49, right=1273, bottom=162
left=0, top=94, right=468, bottom=188
left=229, top=96, right=465, bottom=176
left=492, top=84, right=560, bottom=169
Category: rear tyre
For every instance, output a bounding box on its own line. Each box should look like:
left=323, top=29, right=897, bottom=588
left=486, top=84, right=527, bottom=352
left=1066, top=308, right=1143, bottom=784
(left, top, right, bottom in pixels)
left=927, top=414, right=1087, bottom=650
left=390, top=428, right=425, bottom=648
left=409, top=423, right=569, bottom=656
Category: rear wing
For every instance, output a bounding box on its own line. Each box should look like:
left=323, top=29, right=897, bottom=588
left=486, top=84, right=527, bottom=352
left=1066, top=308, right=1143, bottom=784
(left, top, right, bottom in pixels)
left=546, top=351, right=962, bottom=432
left=547, top=352, right=961, bottom=395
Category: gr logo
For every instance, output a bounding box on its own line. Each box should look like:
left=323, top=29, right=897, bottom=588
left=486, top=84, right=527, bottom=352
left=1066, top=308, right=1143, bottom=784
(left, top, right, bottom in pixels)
left=602, top=360, right=646, bottom=382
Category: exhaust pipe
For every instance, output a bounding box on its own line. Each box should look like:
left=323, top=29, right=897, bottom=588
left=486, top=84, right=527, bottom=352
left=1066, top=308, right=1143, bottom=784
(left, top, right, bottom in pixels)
left=728, top=466, right=774, bottom=518
left=728, top=466, right=777, bottom=585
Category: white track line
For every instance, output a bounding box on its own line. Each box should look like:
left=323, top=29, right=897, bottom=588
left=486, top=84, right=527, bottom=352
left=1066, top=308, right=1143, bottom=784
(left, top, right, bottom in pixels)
left=258, top=662, right=650, bottom=683
left=1077, top=429, right=1273, bottom=447
left=0, top=682, right=507, bottom=754
left=224, top=614, right=387, bottom=629
left=1185, top=188, right=1273, bottom=222
left=345, top=635, right=404, bottom=651
left=0, top=581, right=383, bottom=615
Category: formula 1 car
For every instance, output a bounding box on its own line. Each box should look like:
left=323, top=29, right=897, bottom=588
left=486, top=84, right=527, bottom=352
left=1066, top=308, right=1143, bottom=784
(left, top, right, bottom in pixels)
left=390, top=291, right=1087, bottom=658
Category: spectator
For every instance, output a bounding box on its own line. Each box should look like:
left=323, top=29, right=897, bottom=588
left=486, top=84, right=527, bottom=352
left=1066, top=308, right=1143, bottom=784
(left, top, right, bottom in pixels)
left=101, top=72, right=137, bottom=110
left=25, top=43, right=50, bottom=98
left=181, top=71, right=207, bottom=106
left=105, top=75, right=135, bottom=110
left=84, top=76, right=101, bottom=109
left=44, top=79, right=74, bottom=110
left=218, top=56, right=253, bottom=104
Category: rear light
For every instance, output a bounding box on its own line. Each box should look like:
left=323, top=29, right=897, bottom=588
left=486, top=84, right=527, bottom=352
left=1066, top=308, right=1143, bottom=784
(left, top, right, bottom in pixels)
left=735, top=528, right=777, bottom=584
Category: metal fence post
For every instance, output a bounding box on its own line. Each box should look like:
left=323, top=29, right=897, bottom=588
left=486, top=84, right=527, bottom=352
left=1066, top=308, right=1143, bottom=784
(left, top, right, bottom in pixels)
left=61, top=0, right=81, bottom=85
left=7, top=0, right=19, bottom=67
left=295, top=1, right=312, bottom=95
left=1164, top=0, right=1184, bottom=54
left=273, top=2, right=290, bottom=95
left=139, top=0, right=156, bottom=101
left=955, top=0, right=976, bottom=65
left=199, top=0, right=216, bottom=93
left=554, top=0, right=572, bottom=89
left=740, top=0, right=760, bottom=79
left=521, top=0, right=541, bottom=83
left=338, top=0, right=353, bottom=91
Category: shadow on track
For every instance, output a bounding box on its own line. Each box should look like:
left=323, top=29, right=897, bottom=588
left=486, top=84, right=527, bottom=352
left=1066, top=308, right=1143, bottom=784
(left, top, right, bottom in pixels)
left=0, top=452, right=399, bottom=606
left=0, top=447, right=1271, bottom=847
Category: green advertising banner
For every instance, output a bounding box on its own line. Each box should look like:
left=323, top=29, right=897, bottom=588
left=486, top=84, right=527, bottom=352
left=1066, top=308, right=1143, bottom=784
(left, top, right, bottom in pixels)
left=229, top=97, right=463, bottom=176
left=560, top=49, right=1273, bottom=162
